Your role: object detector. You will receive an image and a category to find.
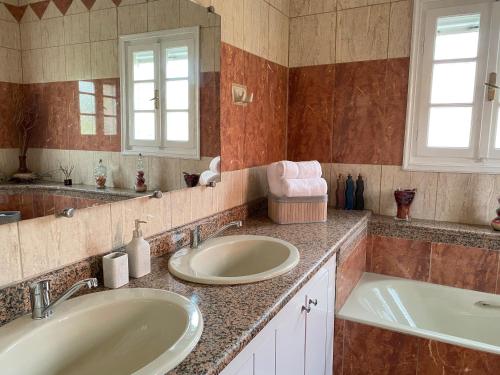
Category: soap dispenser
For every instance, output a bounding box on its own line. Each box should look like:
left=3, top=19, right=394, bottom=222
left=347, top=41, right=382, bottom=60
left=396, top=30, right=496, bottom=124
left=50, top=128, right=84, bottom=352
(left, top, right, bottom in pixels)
left=126, top=220, right=151, bottom=278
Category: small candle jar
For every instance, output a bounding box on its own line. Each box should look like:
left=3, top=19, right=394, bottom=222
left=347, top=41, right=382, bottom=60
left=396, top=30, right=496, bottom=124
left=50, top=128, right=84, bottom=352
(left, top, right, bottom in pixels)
left=94, top=159, right=107, bottom=189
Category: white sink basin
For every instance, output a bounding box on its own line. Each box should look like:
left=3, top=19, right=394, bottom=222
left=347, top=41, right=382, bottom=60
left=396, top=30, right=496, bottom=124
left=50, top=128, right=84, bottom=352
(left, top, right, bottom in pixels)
left=168, top=235, right=300, bottom=285
left=0, top=289, right=203, bottom=375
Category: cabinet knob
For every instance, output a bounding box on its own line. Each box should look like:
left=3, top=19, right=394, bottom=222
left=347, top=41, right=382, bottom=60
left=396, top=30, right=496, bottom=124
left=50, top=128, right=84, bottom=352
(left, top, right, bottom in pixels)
left=309, top=299, right=318, bottom=306
left=301, top=305, right=311, bottom=313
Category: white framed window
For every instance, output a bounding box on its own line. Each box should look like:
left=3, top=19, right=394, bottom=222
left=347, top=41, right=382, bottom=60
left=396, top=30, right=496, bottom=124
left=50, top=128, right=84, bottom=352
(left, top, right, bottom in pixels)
left=405, top=0, right=500, bottom=173
left=119, top=27, right=200, bottom=159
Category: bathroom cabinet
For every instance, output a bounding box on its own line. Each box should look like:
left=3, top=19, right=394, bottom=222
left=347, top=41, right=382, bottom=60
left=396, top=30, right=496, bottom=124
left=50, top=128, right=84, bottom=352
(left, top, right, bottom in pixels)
left=221, top=255, right=336, bottom=375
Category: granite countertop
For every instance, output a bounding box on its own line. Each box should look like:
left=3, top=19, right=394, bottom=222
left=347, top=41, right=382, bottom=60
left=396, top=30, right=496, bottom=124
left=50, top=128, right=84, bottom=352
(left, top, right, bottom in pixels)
left=118, top=209, right=370, bottom=375
left=0, top=181, right=147, bottom=199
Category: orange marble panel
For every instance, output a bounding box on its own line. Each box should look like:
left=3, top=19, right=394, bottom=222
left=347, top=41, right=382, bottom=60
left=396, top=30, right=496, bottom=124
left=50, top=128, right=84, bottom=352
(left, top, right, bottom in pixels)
left=336, top=236, right=367, bottom=311
left=200, top=71, right=221, bottom=158
left=287, top=65, right=335, bottom=163
left=266, top=61, right=287, bottom=164
left=367, top=235, right=431, bottom=281
left=0, top=82, right=21, bottom=149
left=429, top=243, right=499, bottom=293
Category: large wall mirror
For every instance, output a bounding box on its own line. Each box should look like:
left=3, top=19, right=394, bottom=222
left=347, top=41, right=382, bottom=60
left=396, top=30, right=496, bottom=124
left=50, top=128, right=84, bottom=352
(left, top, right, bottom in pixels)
left=0, top=0, right=221, bottom=224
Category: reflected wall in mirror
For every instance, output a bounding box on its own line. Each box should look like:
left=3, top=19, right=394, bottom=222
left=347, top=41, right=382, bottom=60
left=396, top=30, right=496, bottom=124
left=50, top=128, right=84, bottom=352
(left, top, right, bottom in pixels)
left=0, top=0, right=221, bottom=224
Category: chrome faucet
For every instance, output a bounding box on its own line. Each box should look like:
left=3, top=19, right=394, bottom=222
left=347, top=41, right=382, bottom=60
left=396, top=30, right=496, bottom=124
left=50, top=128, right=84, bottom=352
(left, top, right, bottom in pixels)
left=191, top=220, right=243, bottom=249
left=29, top=278, right=98, bottom=320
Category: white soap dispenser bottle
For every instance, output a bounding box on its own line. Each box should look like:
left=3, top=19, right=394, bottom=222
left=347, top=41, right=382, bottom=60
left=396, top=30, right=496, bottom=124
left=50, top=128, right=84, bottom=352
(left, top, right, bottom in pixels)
left=126, top=219, right=151, bottom=278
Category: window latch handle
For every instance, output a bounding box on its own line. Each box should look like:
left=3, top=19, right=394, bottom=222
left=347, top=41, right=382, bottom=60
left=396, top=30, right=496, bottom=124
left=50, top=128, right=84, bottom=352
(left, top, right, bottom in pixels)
left=485, top=72, right=498, bottom=101
left=149, top=89, right=160, bottom=109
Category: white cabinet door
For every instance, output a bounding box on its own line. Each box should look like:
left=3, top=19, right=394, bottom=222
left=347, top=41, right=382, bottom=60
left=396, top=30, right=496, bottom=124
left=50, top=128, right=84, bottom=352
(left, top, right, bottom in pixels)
left=304, top=270, right=330, bottom=375
left=231, top=356, right=254, bottom=375
left=254, top=330, right=275, bottom=375
left=275, top=291, right=307, bottom=375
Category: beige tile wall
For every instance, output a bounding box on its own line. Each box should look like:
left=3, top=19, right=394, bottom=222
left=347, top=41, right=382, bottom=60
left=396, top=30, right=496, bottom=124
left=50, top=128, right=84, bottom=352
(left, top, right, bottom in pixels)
left=0, top=165, right=269, bottom=286
left=288, top=0, right=411, bottom=67
left=326, top=163, right=500, bottom=226
left=0, top=4, right=21, bottom=83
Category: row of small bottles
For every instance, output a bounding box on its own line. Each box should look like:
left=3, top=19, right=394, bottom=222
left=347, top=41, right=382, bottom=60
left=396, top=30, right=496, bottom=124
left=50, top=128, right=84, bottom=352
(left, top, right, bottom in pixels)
left=335, top=174, right=364, bottom=210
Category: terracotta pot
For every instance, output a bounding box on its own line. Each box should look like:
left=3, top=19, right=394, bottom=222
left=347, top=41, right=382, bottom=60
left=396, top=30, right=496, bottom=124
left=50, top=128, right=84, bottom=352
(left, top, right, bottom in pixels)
left=17, top=155, right=30, bottom=173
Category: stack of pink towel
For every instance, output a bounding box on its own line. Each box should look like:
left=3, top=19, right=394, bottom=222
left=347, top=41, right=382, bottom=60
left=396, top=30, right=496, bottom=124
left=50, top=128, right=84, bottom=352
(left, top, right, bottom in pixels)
left=267, top=160, right=327, bottom=198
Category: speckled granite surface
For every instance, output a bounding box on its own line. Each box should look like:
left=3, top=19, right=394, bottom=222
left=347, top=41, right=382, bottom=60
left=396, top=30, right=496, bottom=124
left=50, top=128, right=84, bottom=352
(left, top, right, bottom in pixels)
left=369, top=214, right=500, bottom=250
left=0, top=207, right=369, bottom=375
left=0, top=182, right=146, bottom=201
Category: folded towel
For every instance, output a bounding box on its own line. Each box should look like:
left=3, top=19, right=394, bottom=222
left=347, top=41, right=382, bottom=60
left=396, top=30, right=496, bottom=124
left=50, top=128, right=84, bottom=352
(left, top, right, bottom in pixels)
left=272, top=160, right=322, bottom=179
left=199, top=170, right=220, bottom=186
left=209, top=156, right=221, bottom=174
left=282, top=178, right=328, bottom=198
left=267, top=163, right=285, bottom=197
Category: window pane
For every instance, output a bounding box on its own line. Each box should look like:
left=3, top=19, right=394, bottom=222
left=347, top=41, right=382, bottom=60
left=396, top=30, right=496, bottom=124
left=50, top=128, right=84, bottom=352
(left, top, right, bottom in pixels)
left=166, top=46, right=188, bottom=79
left=104, top=117, right=117, bottom=136
left=427, top=107, right=472, bottom=148
left=80, top=115, right=96, bottom=135
left=434, top=14, right=480, bottom=60
left=79, top=94, right=96, bottom=114
left=134, top=82, right=155, bottom=110
left=78, top=81, right=95, bottom=94
left=430, top=62, right=476, bottom=104
left=133, top=50, right=154, bottom=81
left=166, top=112, right=189, bottom=141
left=104, top=97, right=117, bottom=116
left=166, top=80, right=188, bottom=110
left=103, top=83, right=116, bottom=97
left=134, top=112, right=155, bottom=140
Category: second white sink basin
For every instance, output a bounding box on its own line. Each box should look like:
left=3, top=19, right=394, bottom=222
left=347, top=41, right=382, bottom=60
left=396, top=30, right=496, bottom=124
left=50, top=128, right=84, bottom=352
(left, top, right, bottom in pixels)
left=0, top=289, right=203, bottom=375
left=168, top=235, right=300, bottom=285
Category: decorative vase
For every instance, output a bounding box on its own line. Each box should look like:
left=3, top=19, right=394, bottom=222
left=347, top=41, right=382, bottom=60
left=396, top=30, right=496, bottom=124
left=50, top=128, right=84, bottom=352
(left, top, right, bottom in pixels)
left=134, top=153, right=147, bottom=192
left=94, top=159, right=107, bottom=189
left=64, top=179, right=72, bottom=186
left=183, top=172, right=200, bottom=187
left=394, top=189, right=416, bottom=221
left=491, top=206, right=500, bottom=231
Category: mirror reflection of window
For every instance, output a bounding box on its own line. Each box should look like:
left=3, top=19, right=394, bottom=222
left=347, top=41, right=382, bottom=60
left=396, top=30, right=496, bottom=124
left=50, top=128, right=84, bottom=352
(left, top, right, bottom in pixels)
left=103, top=83, right=118, bottom=136
left=78, top=81, right=97, bottom=135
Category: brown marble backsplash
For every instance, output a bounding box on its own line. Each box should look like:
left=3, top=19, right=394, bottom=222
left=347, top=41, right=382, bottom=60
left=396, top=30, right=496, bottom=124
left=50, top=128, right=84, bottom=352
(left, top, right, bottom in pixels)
left=334, top=319, right=500, bottom=375
left=0, top=199, right=265, bottom=326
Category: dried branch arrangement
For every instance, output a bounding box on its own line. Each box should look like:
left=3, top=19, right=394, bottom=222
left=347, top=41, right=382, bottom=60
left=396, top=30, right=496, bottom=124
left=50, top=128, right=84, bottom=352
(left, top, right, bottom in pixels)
left=12, top=88, right=39, bottom=168
left=59, top=164, right=75, bottom=180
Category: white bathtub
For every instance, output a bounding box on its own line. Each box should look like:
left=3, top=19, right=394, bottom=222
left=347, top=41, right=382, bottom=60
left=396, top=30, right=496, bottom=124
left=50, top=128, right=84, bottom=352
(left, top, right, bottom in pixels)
left=338, top=272, right=500, bottom=355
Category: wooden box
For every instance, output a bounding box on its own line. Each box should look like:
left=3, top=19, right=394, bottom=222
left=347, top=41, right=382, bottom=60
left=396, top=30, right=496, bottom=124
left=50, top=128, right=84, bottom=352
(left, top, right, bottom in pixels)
left=268, top=194, right=328, bottom=224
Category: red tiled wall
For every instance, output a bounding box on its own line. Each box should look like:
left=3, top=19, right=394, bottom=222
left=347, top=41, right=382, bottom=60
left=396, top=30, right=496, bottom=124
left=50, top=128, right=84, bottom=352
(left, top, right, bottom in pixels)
left=367, top=235, right=500, bottom=293
left=334, top=319, right=500, bottom=374
left=220, top=43, right=287, bottom=171
left=288, top=58, right=409, bottom=165
left=0, top=82, right=21, bottom=149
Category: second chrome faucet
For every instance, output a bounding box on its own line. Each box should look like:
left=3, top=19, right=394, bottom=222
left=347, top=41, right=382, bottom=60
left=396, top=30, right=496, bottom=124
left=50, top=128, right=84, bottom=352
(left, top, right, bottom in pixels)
left=191, top=220, right=243, bottom=249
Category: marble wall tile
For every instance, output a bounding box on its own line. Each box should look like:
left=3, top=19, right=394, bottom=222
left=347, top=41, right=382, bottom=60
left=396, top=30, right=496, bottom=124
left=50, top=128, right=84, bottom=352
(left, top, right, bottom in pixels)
left=336, top=236, right=366, bottom=310
left=268, top=5, right=288, bottom=66
left=338, top=0, right=390, bottom=10
left=42, top=1, right=64, bottom=19
left=190, top=185, right=217, bottom=221
left=68, top=150, right=95, bottom=184
left=217, top=169, right=244, bottom=211
left=336, top=3, right=390, bottom=63
left=430, top=243, right=499, bottom=293
left=148, top=156, right=181, bottom=192
left=117, top=3, right=147, bottom=36
left=289, top=0, right=336, bottom=17
left=0, top=222, right=22, bottom=286
left=289, top=12, right=336, bottom=67
left=40, top=16, right=64, bottom=47
left=91, top=39, right=118, bottom=78
left=267, top=0, right=289, bottom=16
left=388, top=0, right=412, bottom=58
left=379, top=165, right=438, bottom=220
left=435, top=173, right=494, bottom=225
left=65, top=42, right=91, bottom=80
left=20, top=21, right=41, bottom=49
left=20, top=6, right=38, bottom=23
left=243, top=0, right=269, bottom=60
left=63, top=12, right=90, bottom=44
left=147, top=0, right=179, bottom=31
left=211, top=0, right=244, bottom=48
left=66, top=0, right=89, bottom=15
left=0, top=48, right=22, bottom=83
left=92, top=0, right=117, bottom=11
left=180, top=0, right=216, bottom=28
left=0, top=19, right=21, bottom=49
left=0, top=3, right=18, bottom=22
left=368, top=235, right=431, bottom=280
left=170, top=188, right=192, bottom=228
left=242, top=165, right=268, bottom=203
left=331, top=163, right=382, bottom=213
left=267, top=61, right=288, bottom=164
left=42, top=46, right=66, bottom=81
left=287, top=65, right=335, bottom=163
left=89, top=8, right=117, bottom=41
left=342, top=320, right=421, bottom=374
left=82, top=203, right=112, bottom=255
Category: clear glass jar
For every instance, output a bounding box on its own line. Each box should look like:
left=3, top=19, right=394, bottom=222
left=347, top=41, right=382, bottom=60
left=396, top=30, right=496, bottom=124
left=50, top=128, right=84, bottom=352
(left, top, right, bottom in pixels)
left=94, top=159, right=107, bottom=189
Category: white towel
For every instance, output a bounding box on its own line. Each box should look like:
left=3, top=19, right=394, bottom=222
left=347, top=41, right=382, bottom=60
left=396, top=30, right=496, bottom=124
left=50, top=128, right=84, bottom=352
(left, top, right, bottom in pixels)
left=267, top=163, right=285, bottom=197
left=282, top=178, right=328, bottom=198
left=209, top=156, right=221, bottom=174
left=272, top=160, right=322, bottom=179
left=199, top=170, right=220, bottom=186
